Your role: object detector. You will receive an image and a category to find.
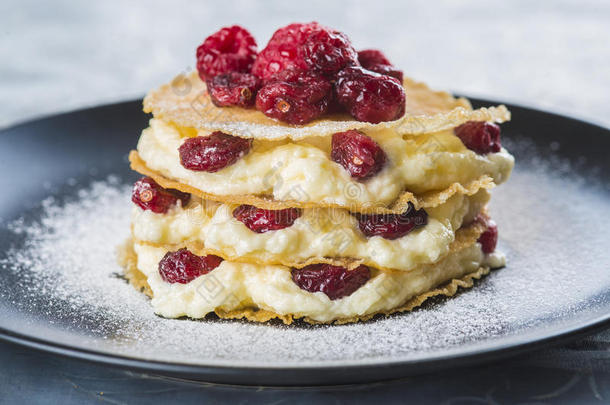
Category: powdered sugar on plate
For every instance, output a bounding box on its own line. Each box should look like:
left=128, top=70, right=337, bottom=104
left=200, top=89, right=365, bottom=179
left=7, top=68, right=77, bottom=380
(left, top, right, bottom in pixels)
left=0, top=143, right=609, bottom=367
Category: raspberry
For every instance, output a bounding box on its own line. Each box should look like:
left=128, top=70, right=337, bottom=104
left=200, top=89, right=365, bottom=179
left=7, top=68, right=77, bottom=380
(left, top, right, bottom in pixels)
left=255, top=69, right=331, bottom=124
left=158, top=248, right=223, bottom=284
left=475, top=215, right=498, bottom=254
left=357, top=49, right=391, bottom=67
left=454, top=121, right=502, bottom=154
left=131, top=177, right=190, bottom=214
left=196, top=25, right=257, bottom=80
left=251, top=22, right=319, bottom=80
left=331, top=130, right=386, bottom=179
left=302, top=28, right=358, bottom=74
left=356, top=204, right=428, bottom=239
left=335, top=66, right=406, bottom=123
left=233, top=205, right=302, bottom=233
left=179, top=132, right=252, bottom=172
left=206, top=72, right=261, bottom=108
left=291, top=264, right=371, bottom=300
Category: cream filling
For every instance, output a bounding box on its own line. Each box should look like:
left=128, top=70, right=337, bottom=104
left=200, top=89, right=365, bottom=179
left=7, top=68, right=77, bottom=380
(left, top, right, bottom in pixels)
left=134, top=242, right=485, bottom=323
left=133, top=189, right=489, bottom=272
left=137, top=119, right=514, bottom=206
left=483, top=251, right=506, bottom=268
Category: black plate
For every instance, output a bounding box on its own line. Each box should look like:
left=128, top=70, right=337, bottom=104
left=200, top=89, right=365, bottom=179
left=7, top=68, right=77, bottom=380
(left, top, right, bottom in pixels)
left=0, top=99, right=609, bottom=386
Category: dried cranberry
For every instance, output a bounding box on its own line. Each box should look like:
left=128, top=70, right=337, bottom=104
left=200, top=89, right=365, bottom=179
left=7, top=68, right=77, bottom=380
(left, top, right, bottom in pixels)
left=454, top=121, right=502, bottom=155
left=255, top=69, right=331, bottom=124
left=335, top=66, right=406, bottom=123
left=251, top=22, right=319, bottom=80
left=291, top=264, right=371, bottom=300
left=357, top=49, right=403, bottom=83
left=331, top=130, right=386, bottom=179
left=233, top=205, right=302, bottom=233
left=356, top=204, right=428, bottom=239
left=196, top=25, right=257, bottom=80
left=131, top=177, right=190, bottom=214
left=206, top=72, right=261, bottom=108
left=366, top=63, right=403, bottom=82
left=158, top=248, right=223, bottom=284
left=475, top=215, right=498, bottom=254
left=179, top=132, right=252, bottom=172
left=357, top=49, right=391, bottom=67
left=302, top=28, right=358, bottom=74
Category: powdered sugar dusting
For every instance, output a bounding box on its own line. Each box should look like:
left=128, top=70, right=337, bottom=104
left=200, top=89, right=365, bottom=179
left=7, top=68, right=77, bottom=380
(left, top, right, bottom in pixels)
left=0, top=146, right=609, bottom=367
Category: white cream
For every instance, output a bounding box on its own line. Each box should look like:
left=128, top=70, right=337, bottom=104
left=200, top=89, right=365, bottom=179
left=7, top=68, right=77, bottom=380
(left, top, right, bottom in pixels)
left=137, top=119, right=514, bottom=207
left=483, top=251, right=506, bottom=269
left=134, top=242, right=486, bottom=323
left=133, top=190, right=490, bottom=272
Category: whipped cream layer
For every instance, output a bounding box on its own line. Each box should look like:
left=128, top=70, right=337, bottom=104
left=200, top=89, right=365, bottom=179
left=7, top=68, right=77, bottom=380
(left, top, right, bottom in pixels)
left=137, top=119, right=514, bottom=207
left=133, top=189, right=489, bottom=272
left=134, top=241, right=486, bottom=323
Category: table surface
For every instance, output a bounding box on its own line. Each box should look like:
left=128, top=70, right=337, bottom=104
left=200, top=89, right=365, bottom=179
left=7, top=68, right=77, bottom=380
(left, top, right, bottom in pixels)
left=1, top=0, right=609, bottom=402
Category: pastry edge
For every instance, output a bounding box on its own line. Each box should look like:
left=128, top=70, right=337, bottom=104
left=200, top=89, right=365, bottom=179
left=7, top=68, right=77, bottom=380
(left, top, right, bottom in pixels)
left=118, top=239, right=492, bottom=325
left=130, top=150, right=496, bottom=213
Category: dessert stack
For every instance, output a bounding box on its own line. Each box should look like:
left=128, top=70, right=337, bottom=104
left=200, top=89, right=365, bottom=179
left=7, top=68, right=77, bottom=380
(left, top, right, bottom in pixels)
left=120, top=23, right=514, bottom=324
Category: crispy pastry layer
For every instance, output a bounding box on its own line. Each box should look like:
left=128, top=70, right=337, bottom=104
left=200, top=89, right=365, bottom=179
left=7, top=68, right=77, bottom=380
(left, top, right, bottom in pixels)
left=144, top=72, right=510, bottom=140
left=119, top=237, right=492, bottom=324
left=131, top=189, right=489, bottom=272
left=130, top=150, right=498, bottom=213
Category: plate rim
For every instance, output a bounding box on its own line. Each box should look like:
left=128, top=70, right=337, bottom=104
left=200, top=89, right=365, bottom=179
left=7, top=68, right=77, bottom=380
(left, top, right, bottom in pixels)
left=1, top=313, right=609, bottom=385
left=1, top=97, right=609, bottom=385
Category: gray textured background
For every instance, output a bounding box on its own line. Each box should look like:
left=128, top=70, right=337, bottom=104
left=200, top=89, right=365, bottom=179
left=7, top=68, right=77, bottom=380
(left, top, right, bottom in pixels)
left=1, top=0, right=609, bottom=128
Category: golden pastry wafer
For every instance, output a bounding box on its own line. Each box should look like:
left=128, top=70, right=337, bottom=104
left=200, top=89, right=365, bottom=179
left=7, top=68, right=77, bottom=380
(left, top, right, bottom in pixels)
left=130, top=150, right=496, bottom=213
left=144, top=72, right=510, bottom=140
left=130, top=189, right=490, bottom=272
left=119, top=236, right=493, bottom=325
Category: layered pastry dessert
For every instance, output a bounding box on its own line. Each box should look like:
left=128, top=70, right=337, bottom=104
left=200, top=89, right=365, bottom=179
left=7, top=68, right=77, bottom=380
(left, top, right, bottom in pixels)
left=119, top=23, right=514, bottom=324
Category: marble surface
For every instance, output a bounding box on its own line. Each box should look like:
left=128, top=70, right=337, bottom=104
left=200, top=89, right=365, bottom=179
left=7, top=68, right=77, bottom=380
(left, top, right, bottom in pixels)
left=1, top=0, right=609, bottom=403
